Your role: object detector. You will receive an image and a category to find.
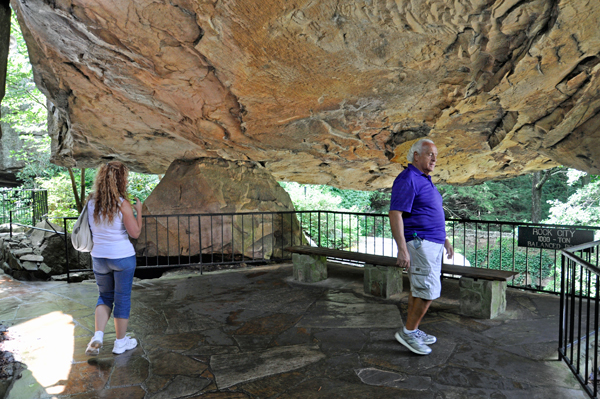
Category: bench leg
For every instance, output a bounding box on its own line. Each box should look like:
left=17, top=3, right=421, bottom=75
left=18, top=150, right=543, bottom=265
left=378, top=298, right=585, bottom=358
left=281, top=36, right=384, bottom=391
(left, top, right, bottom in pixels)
left=459, top=277, right=507, bottom=319
left=292, top=253, right=327, bottom=282
left=364, top=264, right=403, bottom=298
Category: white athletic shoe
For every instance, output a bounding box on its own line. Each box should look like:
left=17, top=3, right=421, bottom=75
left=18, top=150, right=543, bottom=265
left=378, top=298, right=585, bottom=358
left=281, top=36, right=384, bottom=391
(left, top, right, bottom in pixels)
left=85, top=338, right=102, bottom=356
left=112, top=335, right=138, bottom=354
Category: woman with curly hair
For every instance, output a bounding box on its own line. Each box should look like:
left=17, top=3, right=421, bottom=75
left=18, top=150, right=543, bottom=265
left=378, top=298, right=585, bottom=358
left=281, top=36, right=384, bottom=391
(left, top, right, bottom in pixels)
left=85, top=161, right=143, bottom=356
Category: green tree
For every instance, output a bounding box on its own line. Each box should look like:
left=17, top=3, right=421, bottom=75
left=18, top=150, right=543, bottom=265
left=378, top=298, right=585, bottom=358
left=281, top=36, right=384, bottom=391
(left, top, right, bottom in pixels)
left=438, top=167, right=576, bottom=222
left=279, top=182, right=345, bottom=211
left=2, top=13, right=46, bottom=132
left=545, top=171, right=600, bottom=226
left=3, top=12, right=93, bottom=208
left=9, top=134, right=62, bottom=186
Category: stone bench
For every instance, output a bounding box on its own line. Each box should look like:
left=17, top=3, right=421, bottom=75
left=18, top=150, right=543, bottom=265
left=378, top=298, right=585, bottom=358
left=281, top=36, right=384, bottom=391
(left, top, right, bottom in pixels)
left=286, top=245, right=519, bottom=319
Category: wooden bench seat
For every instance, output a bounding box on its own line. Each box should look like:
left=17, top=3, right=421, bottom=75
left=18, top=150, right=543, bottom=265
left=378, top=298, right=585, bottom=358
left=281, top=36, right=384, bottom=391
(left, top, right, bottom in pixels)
left=286, top=245, right=519, bottom=319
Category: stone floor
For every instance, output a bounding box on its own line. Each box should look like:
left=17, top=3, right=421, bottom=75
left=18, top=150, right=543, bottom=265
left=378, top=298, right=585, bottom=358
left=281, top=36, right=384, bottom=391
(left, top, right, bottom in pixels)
left=0, top=261, right=588, bottom=399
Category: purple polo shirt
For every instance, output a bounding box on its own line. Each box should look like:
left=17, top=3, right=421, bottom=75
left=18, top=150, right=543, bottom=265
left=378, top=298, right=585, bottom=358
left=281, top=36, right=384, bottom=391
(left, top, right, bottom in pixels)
left=390, top=164, right=446, bottom=244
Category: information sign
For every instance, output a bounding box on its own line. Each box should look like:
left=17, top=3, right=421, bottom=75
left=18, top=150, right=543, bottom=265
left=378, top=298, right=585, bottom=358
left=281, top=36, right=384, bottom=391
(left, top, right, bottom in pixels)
left=517, top=227, right=594, bottom=250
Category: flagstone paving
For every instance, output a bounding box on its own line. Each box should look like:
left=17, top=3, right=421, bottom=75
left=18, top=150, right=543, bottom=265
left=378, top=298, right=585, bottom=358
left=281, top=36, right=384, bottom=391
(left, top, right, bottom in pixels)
left=0, top=262, right=588, bottom=398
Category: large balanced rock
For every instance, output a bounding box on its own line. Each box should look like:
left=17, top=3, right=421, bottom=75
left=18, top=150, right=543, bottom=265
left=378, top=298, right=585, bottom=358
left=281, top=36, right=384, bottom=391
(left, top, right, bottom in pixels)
left=137, top=158, right=303, bottom=259
left=10, top=0, right=600, bottom=188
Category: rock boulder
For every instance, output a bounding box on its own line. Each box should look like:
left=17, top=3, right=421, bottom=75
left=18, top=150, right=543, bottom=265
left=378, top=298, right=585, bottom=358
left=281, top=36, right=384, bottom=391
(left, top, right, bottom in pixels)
left=136, top=158, right=303, bottom=259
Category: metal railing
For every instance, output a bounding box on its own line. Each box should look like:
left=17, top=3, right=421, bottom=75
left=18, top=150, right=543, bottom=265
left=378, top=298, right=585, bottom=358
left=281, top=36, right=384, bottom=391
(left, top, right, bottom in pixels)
left=293, top=212, right=600, bottom=294
left=559, top=241, right=600, bottom=398
left=57, top=210, right=600, bottom=295
left=61, top=211, right=306, bottom=280
left=0, top=189, right=48, bottom=226
left=446, top=219, right=600, bottom=294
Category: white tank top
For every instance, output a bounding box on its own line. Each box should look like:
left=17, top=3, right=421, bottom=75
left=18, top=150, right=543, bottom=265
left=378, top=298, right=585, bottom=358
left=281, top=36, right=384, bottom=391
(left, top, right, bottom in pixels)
left=88, top=198, right=135, bottom=259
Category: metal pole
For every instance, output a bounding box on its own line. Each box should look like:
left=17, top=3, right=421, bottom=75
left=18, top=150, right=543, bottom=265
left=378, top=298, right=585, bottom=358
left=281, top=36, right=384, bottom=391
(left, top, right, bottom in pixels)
left=64, top=217, right=70, bottom=283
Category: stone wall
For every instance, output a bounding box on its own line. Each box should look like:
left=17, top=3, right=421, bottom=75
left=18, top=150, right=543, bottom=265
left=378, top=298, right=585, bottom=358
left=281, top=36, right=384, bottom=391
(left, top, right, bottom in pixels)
left=0, top=221, right=91, bottom=281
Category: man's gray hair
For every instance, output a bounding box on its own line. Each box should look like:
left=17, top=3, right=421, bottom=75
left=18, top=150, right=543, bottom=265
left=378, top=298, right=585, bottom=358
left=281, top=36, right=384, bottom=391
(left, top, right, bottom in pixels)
left=407, top=139, right=435, bottom=163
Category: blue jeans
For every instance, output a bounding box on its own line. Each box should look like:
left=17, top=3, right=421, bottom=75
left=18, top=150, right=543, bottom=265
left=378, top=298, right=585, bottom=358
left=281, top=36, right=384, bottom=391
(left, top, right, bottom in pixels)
left=92, top=255, right=136, bottom=319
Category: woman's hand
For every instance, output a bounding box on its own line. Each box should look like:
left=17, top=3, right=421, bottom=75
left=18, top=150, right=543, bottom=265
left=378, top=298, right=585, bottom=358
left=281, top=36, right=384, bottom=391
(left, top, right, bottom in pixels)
left=133, top=197, right=142, bottom=216
left=122, top=199, right=143, bottom=239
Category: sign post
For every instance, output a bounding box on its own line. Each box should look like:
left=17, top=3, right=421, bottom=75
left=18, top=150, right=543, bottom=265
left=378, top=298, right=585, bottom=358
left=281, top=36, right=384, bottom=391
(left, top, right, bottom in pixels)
left=518, top=227, right=594, bottom=250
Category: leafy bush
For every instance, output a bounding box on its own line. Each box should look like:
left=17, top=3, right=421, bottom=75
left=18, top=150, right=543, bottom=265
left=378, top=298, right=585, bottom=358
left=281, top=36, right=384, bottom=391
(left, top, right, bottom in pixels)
left=37, top=169, right=159, bottom=222
left=38, top=173, right=81, bottom=222
left=127, top=172, right=161, bottom=202
left=462, top=239, right=558, bottom=290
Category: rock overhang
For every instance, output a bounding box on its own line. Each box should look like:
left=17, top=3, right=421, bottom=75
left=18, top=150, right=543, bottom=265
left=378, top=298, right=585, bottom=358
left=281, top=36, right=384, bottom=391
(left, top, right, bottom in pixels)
left=9, top=0, right=600, bottom=189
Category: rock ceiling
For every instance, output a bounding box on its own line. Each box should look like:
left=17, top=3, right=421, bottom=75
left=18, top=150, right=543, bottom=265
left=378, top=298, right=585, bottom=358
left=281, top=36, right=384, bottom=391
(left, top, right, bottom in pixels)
left=9, top=0, right=600, bottom=189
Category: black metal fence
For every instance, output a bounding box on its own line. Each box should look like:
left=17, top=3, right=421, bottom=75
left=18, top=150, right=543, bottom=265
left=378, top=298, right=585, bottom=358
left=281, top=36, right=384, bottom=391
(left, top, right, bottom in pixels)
left=0, top=189, right=47, bottom=226
left=60, top=210, right=600, bottom=296
left=559, top=241, right=600, bottom=398
left=61, top=211, right=305, bottom=280
left=289, top=211, right=600, bottom=294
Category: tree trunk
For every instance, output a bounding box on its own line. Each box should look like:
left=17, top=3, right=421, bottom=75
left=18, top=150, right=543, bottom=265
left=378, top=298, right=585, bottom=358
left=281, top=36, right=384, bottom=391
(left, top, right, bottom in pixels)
left=531, top=170, right=552, bottom=223
left=0, top=1, right=11, bottom=130
left=80, top=168, right=86, bottom=205
left=68, top=167, right=82, bottom=212
left=583, top=173, right=591, bottom=186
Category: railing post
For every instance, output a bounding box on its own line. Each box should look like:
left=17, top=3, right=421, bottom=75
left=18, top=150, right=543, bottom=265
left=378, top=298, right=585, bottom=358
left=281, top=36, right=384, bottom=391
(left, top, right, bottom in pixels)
left=64, top=217, right=70, bottom=284
left=31, top=191, right=35, bottom=227
left=9, top=211, right=12, bottom=238
left=559, top=251, right=566, bottom=361
left=318, top=211, right=321, bottom=247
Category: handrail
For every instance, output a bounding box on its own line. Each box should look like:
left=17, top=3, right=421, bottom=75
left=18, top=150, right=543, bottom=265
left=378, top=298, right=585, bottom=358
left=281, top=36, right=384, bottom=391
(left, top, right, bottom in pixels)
left=565, top=240, right=600, bottom=254
left=562, top=249, right=600, bottom=277
left=10, top=223, right=65, bottom=235
left=50, top=210, right=600, bottom=295
left=559, top=240, right=600, bottom=398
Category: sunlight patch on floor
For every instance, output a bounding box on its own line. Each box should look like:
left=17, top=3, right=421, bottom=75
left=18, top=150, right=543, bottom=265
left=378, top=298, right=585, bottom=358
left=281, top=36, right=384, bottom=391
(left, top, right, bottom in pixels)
left=5, top=311, right=75, bottom=395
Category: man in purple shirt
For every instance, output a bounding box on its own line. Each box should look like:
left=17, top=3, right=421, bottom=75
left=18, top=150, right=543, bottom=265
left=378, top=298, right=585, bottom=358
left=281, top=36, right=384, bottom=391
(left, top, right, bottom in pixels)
left=389, top=138, right=454, bottom=355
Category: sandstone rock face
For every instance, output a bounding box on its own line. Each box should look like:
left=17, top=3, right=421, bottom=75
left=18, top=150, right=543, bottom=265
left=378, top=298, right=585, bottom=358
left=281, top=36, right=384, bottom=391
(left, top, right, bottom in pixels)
left=136, top=158, right=303, bottom=259
left=10, top=0, right=600, bottom=187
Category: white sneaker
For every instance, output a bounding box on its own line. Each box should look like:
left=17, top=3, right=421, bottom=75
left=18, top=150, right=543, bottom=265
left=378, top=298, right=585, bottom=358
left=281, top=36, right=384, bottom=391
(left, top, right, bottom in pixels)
left=85, top=338, right=102, bottom=356
left=112, top=335, right=138, bottom=354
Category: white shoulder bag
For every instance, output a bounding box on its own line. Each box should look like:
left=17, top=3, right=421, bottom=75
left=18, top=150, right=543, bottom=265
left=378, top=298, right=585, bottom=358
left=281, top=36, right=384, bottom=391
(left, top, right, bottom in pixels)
left=71, top=201, right=93, bottom=252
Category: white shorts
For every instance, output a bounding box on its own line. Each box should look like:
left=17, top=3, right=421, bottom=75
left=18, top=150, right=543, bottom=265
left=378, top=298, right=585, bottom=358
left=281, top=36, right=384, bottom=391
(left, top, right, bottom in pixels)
left=407, top=239, right=444, bottom=300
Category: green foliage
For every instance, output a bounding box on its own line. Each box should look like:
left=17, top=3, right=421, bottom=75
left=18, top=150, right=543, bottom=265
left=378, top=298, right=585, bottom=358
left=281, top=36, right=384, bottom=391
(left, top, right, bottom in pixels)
left=2, top=13, right=46, bottom=131
left=326, top=186, right=372, bottom=210
left=10, top=135, right=63, bottom=187
left=279, top=182, right=390, bottom=213
left=450, top=232, right=559, bottom=290
left=368, top=191, right=392, bottom=213
left=545, top=176, right=600, bottom=226
left=465, top=244, right=557, bottom=289
left=439, top=167, right=577, bottom=222
left=3, top=13, right=58, bottom=188
left=280, top=183, right=394, bottom=248
left=279, top=182, right=344, bottom=211
left=127, top=172, right=161, bottom=202
left=37, top=168, right=159, bottom=219
left=38, top=173, right=81, bottom=218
